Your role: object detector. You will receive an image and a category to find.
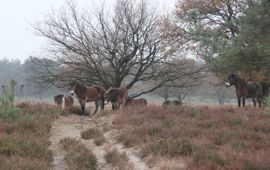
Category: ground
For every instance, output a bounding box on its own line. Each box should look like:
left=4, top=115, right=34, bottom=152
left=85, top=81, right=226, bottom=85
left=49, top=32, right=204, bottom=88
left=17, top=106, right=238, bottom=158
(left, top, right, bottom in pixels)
left=48, top=104, right=270, bottom=170
left=49, top=111, right=152, bottom=170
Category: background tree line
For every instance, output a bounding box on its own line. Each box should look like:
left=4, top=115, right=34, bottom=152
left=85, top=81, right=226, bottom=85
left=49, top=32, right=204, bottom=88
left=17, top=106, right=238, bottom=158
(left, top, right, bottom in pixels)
left=162, top=0, right=270, bottom=82
left=0, top=58, right=62, bottom=98
left=16, top=0, right=268, bottom=103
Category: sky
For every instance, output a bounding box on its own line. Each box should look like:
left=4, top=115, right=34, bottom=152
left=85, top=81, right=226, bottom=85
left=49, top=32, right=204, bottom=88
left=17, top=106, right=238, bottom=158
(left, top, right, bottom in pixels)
left=0, top=0, right=176, bottom=62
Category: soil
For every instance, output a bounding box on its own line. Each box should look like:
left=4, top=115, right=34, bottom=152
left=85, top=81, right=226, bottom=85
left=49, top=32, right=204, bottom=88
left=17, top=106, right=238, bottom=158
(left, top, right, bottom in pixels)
left=49, top=112, right=151, bottom=170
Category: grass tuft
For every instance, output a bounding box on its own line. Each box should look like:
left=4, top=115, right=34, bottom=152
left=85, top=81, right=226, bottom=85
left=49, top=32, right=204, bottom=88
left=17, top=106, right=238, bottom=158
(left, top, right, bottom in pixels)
left=60, top=137, right=97, bottom=170
left=113, top=105, right=270, bottom=169
left=0, top=102, right=60, bottom=170
left=81, top=128, right=106, bottom=146
left=105, top=148, right=132, bottom=170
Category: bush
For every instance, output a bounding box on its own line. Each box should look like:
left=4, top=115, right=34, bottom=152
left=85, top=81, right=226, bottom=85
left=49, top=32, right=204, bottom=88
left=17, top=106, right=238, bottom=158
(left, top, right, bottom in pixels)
left=81, top=128, right=106, bottom=146
left=0, top=84, right=21, bottom=121
left=0, top=102, right=60, bottom=170
left=142, top=138, right=193, bottom=158
left=193, top=149, right=228, bottom=167
left=60, top=137, right=97, bottom=170
left=0, top=107, right=22, bottom=121
left=0, top=137, right=52, bottom=161
left=105, top=149, right=131, bottom=170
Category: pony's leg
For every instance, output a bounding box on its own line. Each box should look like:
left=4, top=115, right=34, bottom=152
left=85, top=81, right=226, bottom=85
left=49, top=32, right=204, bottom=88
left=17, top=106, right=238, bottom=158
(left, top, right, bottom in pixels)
left=257, top=98, right=262, bottom=107
left=100, top=98, right=105, bottom=110
left=242, top=98, right=245, bottom=107
left=238, top=98, right=241, bottom=107
left=93, top=100, right=99, bottom=115
left=79, top=100, right=86, bottom=115
left=112, top=103, right=119, bottom=110
left=112, top=103, right=115, bottom=110
left=252, top=98, right=257, bottom=107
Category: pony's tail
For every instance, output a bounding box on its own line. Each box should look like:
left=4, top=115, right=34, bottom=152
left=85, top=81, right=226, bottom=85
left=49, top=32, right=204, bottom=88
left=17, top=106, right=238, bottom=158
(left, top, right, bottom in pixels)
left=94, top=86, right=105, bottom=109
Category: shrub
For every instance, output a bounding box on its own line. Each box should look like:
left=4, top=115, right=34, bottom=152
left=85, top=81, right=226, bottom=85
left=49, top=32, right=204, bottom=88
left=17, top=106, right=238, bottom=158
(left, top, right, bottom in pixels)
left=0, top=107, right=22, bottom=121
left=60, top=137, right=97, bottom=170
left=0, top=102, right=59, bottom=170
left=142, top=138, right=193, bottom=158
left=105, top=149, right=131, bottom=170
left=81, top=128, right=106, bottom=146
left=147, top=126, right=161, bottom=136
left=0, top=84, right=22, bottom=121
left=0, top=137, right=52, bottom=161
left=193, top=149, right=228, bottom=167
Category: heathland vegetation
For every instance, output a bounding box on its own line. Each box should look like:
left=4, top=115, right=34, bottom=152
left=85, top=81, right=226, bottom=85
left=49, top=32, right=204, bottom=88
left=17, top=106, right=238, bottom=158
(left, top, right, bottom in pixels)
left=0, top=86, right=60, bottom=169
left=0, top=0, right=270, bottom=169
left=114, top=105, right=270, bottom=169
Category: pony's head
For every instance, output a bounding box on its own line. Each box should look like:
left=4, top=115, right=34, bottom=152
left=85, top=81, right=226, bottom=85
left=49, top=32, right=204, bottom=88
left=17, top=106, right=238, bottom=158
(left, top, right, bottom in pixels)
left=70, top=81, right=79, bottom=95
left=54, top=94, right=64, bottom=105
left=104, top=87, right=118, bottom=103
left=225, top=74, right=240, bottom=87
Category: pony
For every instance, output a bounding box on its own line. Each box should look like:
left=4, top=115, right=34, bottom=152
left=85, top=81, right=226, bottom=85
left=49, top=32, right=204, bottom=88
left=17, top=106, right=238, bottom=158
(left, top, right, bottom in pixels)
left=225, top=74, right=264, bottom=107
left=70, top=81, right=105, bottom=115
left=125, top=98, right=147, bottom=107
left=54, top=94, right=74, bottom=111
left=104, top=87, right=128, bottom=110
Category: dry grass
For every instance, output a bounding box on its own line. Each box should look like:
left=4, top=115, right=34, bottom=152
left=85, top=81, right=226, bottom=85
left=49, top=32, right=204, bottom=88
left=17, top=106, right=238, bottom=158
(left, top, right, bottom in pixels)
left=0, top=102, right=60, bottom=170
left=60, top=137, right=97, bottom=170
left=113, top=105, right=270, bottom=170
left=104, top=148, right=133, bottom=170
left=81, top=128, right=106, bottom=146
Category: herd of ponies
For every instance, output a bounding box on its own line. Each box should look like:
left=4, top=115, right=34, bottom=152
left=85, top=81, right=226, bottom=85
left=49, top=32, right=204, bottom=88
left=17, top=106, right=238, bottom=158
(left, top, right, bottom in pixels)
left=54, top=74, right=270, bottom=115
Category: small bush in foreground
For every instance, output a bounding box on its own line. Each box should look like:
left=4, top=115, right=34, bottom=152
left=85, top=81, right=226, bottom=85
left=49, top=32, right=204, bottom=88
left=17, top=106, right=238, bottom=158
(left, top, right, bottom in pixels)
left=81, top=128, right=106, bottom=146
left=142, top=138, right=193, bottom=158
left=105, top=148, right=132, bottom=170
left=0, top=156, right=50, bottom=170
left=60, top=137, right=97, bottom=170
left=0, top=137, right=52, bottom=160
left=0, top=102, right=60, bottom=170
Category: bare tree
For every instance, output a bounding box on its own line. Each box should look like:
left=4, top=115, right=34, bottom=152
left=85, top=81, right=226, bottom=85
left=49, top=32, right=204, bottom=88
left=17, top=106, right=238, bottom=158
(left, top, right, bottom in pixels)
left=208, top=74, right=228, bottom=104
left=151, top=58, right=204, bottom=100
left=212, top=84, right=227, bottom=104
left=171, top=87, right=189, bottom=103
left=32, top=0, right=205, bottom=97
left=155, top=86, right=170, bottom=101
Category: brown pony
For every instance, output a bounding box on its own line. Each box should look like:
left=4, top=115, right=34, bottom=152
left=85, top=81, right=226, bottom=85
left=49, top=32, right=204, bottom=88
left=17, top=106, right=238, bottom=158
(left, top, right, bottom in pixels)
left=225, top=74, right=263, bottom=107
left=104, top=87, right=128, bottom=110
left=54, top=94, right=74, bottom=111
left=125, top=98, right=147, bottom=107
left=162, top=100, right=182, bottom=107
left=70, top=81, right=105, bottom=115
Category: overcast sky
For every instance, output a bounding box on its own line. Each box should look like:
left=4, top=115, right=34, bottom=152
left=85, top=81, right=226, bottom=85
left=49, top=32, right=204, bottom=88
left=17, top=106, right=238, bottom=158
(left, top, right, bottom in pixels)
left=0, top=0, right=176, bottom=62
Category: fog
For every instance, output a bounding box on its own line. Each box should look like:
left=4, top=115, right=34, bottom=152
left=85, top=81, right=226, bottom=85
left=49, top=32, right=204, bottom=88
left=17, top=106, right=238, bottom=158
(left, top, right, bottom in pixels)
left=0, top=0, right=176, bottom=62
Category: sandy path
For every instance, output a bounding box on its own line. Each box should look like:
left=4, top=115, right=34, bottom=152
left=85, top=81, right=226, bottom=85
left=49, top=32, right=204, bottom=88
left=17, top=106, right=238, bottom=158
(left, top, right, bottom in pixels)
left=49, top=113, right=151, bottom=170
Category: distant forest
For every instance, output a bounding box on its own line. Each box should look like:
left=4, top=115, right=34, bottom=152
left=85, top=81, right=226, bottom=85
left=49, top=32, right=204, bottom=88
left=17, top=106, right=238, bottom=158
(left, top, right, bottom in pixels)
left=0, top=58, right=63, bottom=99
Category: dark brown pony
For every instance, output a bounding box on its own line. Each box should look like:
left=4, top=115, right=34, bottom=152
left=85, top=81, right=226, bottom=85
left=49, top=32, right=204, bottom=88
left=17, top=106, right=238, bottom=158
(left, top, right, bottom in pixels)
left=54, top=94, right=74, bottom=111
left=104, top=87, right=128, bottom=110
left=162, top=100, right=182, bottom=107
left=225, top=74, right=263, bottom=107
left=125, top=98, right=147, bottom=107
left=70, top=82, right=105, bottom=115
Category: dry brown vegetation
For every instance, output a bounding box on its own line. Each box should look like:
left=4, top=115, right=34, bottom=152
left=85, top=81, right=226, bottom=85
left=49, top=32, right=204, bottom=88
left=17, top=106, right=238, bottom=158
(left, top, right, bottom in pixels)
left=104, top=148, right=133, bottom=170
left=60, top=137, right=97, bottom=170
left=81, top=128, right=106, bottom=146
left=0, top=102, right=60, bottom=169
left=113, top=105, right=270, bottom=170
